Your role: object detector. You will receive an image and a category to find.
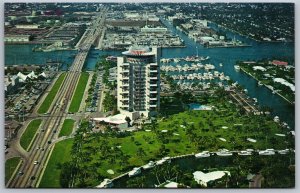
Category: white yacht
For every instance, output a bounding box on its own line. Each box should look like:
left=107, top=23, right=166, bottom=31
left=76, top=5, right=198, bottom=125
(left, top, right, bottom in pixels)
left=97, top=179, right=113, bottom=188
left=195, top=151, right=210, bottom=158
left=238, top=151, right=252, bottom=156
left=234, top=65, right=240, bottom=70
left=128, top=167, right=141, bottom=177
left=156, top=157, right=171, bottom=165
left=258, top=149, right=275, bottom=155
left=142, top=161, right=155, bottom=170
left=216, top=149, right=233, bottom=156
left=278, top=149, right=290, bottom=155
left=253, top=98, right=258, bottom=103
left=174, top=58, right=180, bottom=63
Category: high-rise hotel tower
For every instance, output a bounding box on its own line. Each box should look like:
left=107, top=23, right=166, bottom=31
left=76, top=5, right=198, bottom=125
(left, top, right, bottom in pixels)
left=117, top=46, right=160, bottom=119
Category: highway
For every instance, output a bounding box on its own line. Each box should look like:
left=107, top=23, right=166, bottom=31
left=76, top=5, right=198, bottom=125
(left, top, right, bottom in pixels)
left=7, top=8, right=107, bottom=188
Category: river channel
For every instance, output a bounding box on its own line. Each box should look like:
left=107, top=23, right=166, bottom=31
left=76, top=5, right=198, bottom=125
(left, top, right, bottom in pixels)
left=5, top=19, right=295, bottom=128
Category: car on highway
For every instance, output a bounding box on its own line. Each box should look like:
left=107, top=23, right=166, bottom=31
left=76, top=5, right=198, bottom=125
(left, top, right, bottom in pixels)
left=18, top=171, right=24, bottom=176
left=34, top=161, right=39, bottom=165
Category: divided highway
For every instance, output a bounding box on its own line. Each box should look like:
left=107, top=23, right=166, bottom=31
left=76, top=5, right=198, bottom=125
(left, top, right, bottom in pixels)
left=7, top=8, right=107, bottom=188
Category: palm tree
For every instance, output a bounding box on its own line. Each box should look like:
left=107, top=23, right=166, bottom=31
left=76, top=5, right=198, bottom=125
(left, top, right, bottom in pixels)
left=126, top=176, right=147, bottom=188
left=137, top=147, right=146, bottom=158
left=151, top=166, right=162, bottom=185
left=141, top=119, right=146, bottom=129
left=125, top=116, right=131, bottom=127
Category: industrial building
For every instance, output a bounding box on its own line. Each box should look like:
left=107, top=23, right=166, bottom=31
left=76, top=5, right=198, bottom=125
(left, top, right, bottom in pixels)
left=140, top=25, right=168, bottom=33
left=4, top=34, right=31, bottom=42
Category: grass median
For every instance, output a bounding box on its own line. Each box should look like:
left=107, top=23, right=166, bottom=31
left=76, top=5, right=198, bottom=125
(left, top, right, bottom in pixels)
left=5, top=157, right=21, bottom=184
left=20, top=119, right=42, bottom=151
left=68, top=72, right=89, bottom=113
left=58, top=119, right=75, bottom=138
left=38, top=73, right=66, bottom=114
left=39, top=138, right=74, bottom=188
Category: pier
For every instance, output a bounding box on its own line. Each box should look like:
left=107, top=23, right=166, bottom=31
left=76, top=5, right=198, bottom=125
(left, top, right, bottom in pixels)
left=229, top=89, right=259, bottom=114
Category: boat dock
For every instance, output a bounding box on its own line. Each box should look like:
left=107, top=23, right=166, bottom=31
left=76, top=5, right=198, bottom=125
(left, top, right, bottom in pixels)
left=229, top=89, right=259, bottom=114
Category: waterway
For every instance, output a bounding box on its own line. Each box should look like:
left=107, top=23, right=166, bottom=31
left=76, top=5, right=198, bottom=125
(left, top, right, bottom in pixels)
left=113, top=155, right=235, bottom=188
left=160, top=18, right=295, bottom=129
left=112, top=153, right=294, bottom=188
left=5, top=19, right=295, bottom=128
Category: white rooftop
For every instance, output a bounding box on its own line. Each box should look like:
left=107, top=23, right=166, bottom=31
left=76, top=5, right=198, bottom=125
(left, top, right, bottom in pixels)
left=92, top=114, right=127, bottom=125
left=247, top=138, right=257, bottom=143
left=164, top=181, right=178, bottom=188
left=253, top=66, right=267, bottom=71
left=193, top=171, right=230, bottom=184
left=273, top=78, right=295, bottom=92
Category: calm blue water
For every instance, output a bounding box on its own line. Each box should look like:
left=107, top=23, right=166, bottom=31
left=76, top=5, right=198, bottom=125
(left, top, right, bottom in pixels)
left=189, top=103, right=201, bottom=110
left=4, top=44, right=122, bottom=71
left=5, top=19, right=295, bottom=129
left=160, top=18, right=295, bottom=129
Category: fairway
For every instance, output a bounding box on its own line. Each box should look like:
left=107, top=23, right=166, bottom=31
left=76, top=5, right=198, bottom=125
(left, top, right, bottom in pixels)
left=38, top=73, right=66, bottom=114
left=39, top=138, right=74, bottom=188
left=20, top=119, right=42, bottom=151
left=5, top=157, right=21, bottom=184
left=68, top=72, right=89, bottom=113
left=58, top=119, right=75, bottom=137
left=67, top=97, right=292, bottom=186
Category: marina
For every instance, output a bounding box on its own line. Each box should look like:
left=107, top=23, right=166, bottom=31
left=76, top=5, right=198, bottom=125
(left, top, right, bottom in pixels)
left=110, top=148, right=294, bottom=188
left=5, top=18, right=295, bottom=127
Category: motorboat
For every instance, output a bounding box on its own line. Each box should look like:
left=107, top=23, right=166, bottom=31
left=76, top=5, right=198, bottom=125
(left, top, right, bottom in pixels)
left=156, top=157, right=171, bottom=165
left=195, top=151, right=210, bottom=158
left=216, top=149, right=233, bottom=156
left=278, top=149, right=290, bottom=155
left=238, top=151, right=252, bottom=156
left=258, top=149, right=275, bottom=155
left=234, top=65, right=240, bottom=70
left=128, top=167, right=141, bottom=177
left=142, top=161, right=155, bottom=170
left=97, top=179, right=113, bottom=188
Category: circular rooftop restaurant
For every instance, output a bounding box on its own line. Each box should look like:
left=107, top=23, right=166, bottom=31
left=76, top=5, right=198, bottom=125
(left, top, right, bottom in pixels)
left=122, top=45, right=154, bottom=57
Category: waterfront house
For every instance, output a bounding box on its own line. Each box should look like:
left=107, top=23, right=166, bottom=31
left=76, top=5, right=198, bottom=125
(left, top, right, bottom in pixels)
left=91, top=114, right=129, bottom=130
left=193, top=171, right=231, bottom=187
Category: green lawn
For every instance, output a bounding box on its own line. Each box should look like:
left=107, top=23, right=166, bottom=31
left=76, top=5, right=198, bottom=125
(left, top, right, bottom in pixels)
left=70, top=100, right=290, bottom=186
left=20, top=119, right=42, bottom=151
left=58, top=119, right=75, bottom=137
left=38, top=73, right=66, bottom=114
left=39, top=138, right=74, bottom=188
left=68, top=72, right=89, bottom=113
left=5, top=157, right=21, bottom=184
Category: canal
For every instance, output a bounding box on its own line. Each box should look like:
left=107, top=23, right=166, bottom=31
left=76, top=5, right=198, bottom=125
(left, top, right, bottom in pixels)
left=5, top=18, right=295, bottom=128
left=112, top=153, right=294, bottom=188
left=160, top=18, right=295, bottom=129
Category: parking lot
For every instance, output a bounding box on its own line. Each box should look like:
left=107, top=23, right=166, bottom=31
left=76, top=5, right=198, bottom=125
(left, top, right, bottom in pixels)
left=5, top=72, right=56, bottom=121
